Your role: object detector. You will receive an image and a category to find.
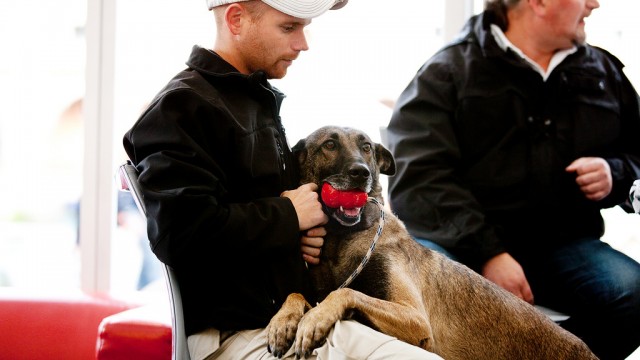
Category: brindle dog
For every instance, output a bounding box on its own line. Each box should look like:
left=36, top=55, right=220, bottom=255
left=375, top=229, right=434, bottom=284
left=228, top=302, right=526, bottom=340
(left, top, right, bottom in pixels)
left=266, top=126, right=597, bottom=360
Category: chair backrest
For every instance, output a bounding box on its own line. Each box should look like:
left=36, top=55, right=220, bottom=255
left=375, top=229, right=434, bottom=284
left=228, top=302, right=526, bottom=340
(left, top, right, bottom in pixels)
left=117, top=160, right=192, bottom=360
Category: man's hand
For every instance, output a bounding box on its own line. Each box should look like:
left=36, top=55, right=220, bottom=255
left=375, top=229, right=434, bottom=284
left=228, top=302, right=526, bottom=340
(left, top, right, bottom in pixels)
left=482, top=252, right=534, bottom=304
left=565, top=157, right=612, bottom=201
left=281, top=183, right=328, bottom=231
left=301, top=227, right=326, bottom=265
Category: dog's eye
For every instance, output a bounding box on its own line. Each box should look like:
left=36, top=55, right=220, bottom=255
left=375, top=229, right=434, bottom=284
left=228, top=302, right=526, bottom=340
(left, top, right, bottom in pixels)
left=323, top=140, right=336, bottom=150
left=362, top=143, right=372, bottom=153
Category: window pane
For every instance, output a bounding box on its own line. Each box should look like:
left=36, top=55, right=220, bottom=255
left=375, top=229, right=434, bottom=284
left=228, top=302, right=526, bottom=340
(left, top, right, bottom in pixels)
left=0, top=1, right=86, bottom=289
left=588, top=2, right=640, bottom=87
left=273, top=1, right=445, bottom=144
left=110, top=0, right=215, bottom=295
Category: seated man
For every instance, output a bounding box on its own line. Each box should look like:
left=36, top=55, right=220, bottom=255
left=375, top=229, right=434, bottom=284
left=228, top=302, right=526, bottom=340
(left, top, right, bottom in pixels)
left=123, top=1, right=442, bottom=359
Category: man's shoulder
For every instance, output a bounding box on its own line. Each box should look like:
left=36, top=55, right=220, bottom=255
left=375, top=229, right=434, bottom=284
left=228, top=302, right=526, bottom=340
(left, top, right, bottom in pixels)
left=584, top=44, right=626, bottom=70
left=418, top=33, right=481, bottom=79
left=147, top=70, right=212, bottom=105
left=427, top=16, right=486, bottom=68
left=156, top=64, right=245, bottom=102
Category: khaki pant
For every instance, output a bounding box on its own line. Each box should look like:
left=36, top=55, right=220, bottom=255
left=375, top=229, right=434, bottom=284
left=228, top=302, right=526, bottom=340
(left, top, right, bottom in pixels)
left=188, top=320, right=443, bottom=360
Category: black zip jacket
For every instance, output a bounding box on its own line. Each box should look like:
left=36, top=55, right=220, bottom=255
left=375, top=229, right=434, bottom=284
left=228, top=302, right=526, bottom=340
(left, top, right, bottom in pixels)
left=387, top=12, right=640, bottom=270
left=123, top=45, right=312, bottom=335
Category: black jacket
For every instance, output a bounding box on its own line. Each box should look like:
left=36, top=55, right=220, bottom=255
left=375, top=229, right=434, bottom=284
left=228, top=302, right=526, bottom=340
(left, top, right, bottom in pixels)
left=123, top=45, right=312, bottom=335
left=387, top=12, right=640, bottom=270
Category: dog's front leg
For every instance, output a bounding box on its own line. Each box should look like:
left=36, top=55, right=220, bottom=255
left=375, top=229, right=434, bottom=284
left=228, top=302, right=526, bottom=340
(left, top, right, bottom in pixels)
left=266, top=293, right=312, bottom=358
left=293, top=287, right=435, bottom=358
left=292, top=289, right=353, bottom=359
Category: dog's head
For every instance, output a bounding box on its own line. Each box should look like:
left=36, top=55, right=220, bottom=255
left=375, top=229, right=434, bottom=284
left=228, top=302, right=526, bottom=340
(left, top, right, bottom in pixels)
left=292, top=126, right=395, bottom=226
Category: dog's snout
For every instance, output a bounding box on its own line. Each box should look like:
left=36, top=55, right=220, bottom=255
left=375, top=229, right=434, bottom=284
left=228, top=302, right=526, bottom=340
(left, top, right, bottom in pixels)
left=348, top=163, right=371, bottom=182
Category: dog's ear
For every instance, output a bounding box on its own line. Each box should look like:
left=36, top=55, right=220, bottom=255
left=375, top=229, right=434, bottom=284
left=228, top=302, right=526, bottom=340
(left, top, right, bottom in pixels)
left=292, top=138, right=308, bottom=166
left=375, top=143, right=396, bottom=176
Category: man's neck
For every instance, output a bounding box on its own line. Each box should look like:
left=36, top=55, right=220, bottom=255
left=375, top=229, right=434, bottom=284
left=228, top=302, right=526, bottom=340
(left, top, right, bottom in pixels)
left=491, top=24, right=577, bottom=81
left=503, top=28, right=554, bottom=71
left=213, top=40, right=250, bottom=74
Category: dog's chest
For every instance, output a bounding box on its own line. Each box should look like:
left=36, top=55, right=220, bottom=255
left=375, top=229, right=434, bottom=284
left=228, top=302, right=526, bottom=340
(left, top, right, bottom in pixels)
left=310, top=227, right=391, bottom=301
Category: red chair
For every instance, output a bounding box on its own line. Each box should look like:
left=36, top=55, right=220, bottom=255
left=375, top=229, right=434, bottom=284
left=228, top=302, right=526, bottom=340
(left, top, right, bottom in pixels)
left=0, top=288, right=134, bottom=360
left=96, top=302, right=172, bottom=360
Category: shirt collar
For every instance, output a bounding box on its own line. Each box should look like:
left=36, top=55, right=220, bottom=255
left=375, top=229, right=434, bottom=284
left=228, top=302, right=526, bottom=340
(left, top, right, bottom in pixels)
left=490, top=24, right=577, bottom=81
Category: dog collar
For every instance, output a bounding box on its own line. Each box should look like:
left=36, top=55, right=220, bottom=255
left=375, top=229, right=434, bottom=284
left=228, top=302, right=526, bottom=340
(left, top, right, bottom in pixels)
left=338, top=197, right=385, bottom=289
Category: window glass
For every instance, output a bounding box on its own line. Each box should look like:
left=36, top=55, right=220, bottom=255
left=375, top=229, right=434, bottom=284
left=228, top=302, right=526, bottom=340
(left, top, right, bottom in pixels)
left=272, top=1, right=445, bottom=145
left=588, top=2, right=640, bottom=87
left=0, top=1, right=86, bottom=289
left=110, top=0, right=215, bottom=295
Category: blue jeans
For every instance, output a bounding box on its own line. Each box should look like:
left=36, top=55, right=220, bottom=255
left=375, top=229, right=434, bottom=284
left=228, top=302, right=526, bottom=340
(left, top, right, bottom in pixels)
left=415, top=237, right=640, bottom=360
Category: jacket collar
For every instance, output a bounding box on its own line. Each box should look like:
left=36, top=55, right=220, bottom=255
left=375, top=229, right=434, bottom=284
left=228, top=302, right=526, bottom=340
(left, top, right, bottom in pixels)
left=187, top=45, right=239, bottom=75
left=185, top=45, right=285, bottom=101
left=489, top=24, right=577, bottom=80
left=186, top=45, right=272, bottom=86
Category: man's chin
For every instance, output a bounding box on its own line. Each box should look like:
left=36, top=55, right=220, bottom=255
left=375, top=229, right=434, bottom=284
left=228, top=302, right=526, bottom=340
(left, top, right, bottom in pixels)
left=574, top=33, right=586, bottom=44
left=574, top=27, right=587, bottom=45
left=266, top=67, right=289, bottom=80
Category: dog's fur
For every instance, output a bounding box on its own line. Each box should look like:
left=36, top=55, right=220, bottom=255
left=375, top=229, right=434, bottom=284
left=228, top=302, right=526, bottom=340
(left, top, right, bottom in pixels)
left=266, top=126, right=597, bottom=359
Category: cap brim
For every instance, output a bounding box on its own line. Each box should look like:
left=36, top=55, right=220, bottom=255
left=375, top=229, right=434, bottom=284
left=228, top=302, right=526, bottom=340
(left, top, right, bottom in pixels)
left=330, top=0, right=348, bottom=10
left=262, top=0, right=348, bottom=19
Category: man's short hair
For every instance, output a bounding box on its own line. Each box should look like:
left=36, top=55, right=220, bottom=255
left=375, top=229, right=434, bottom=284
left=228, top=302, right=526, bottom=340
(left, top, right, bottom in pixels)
left=484, top=0, right=520, bottom=30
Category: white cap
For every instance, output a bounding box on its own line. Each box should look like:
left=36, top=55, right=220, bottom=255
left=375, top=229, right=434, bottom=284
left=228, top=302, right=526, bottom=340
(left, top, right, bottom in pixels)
left=206, top=0, right=348, bottom=19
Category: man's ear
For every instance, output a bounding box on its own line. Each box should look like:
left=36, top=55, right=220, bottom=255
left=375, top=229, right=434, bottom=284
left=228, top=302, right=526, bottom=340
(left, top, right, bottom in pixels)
left=225, top=3, right=244, bottom=35
left=528, top=0, right=547, bottom=16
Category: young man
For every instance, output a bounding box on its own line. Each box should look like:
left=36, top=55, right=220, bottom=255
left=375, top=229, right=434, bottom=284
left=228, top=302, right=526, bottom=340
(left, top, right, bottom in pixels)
left=386, top=0, right=640, bottom=359
left=124, top=1, right=442, bottom=359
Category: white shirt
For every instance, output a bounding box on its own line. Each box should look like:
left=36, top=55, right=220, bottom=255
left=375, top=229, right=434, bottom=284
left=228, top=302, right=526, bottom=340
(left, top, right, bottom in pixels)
left=490, top=24, right=577, bottom=81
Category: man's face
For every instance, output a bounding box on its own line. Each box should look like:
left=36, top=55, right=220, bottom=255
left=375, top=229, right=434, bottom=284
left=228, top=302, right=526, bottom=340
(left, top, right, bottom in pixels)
left=544, top=0, right=600, bottom=47
left=239, top=5, right=311, bottom=79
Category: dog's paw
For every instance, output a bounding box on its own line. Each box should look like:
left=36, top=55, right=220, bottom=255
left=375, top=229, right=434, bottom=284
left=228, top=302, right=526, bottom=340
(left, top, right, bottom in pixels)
left=293, top=307, right=338, bottom=358
left=266, top=311, right=302, bottom=358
